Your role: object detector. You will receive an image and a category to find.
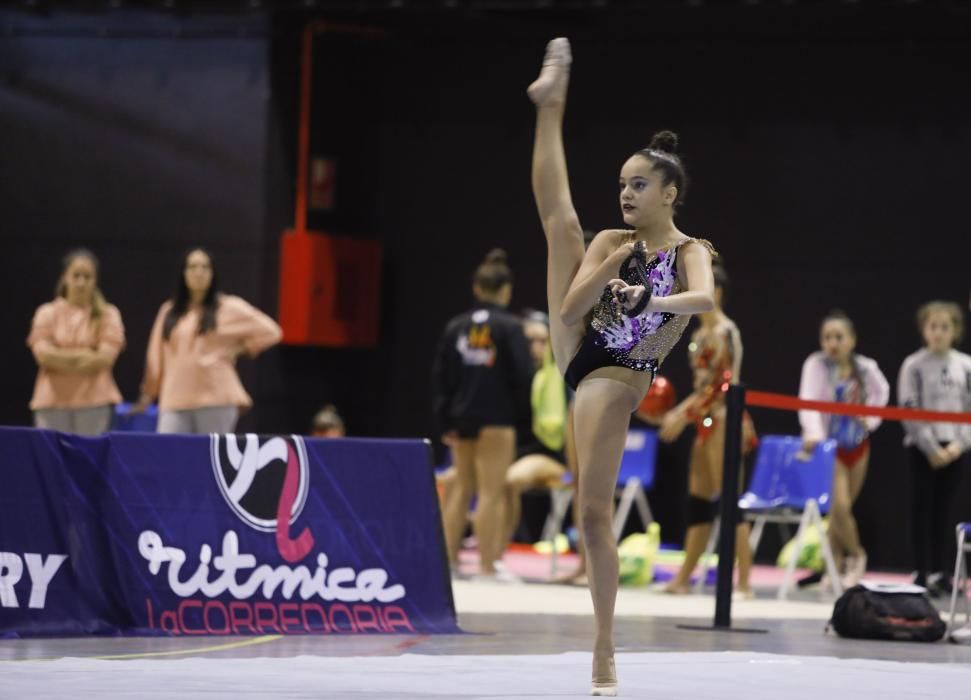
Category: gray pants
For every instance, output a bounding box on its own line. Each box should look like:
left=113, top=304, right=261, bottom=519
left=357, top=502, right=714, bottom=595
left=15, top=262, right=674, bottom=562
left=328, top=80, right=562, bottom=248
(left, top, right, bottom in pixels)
left=157, top=406, right=239, bottom=435
left=34, top=405, right=113, bottom=436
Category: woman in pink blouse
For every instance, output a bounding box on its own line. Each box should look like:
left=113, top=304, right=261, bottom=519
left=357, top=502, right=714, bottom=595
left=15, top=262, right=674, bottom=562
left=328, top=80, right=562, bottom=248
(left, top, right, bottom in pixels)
left=28, top=249, right=126, bottom=435
left=134, top=248, right=282, bottom=434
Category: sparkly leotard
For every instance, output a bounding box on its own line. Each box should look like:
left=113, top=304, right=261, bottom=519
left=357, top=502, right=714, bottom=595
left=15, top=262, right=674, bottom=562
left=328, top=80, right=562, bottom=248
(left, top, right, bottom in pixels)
left=564, top=234, right=717, bottom=390
left=830, top=376, right=870, bottom=468
left=684, top=320, right=758, bottom=451
left=687, top=322, right=738, bottom=440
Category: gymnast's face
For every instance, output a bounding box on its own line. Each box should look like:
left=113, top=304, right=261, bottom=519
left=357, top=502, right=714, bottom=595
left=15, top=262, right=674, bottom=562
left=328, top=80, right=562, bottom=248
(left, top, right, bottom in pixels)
left=619, top=155, right=677, bottom=227
left=820, top=320, right=856, bottom=363
left=922, top=310, right=956, bottom=353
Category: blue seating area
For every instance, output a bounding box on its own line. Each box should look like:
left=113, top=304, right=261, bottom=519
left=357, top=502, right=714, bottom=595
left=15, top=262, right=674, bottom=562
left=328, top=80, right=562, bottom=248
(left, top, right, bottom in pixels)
left=110, top=402, right=158, bottom=433
left=544, top=428, right=658, bottom=577
left=698, top=435, right=842, bottom=599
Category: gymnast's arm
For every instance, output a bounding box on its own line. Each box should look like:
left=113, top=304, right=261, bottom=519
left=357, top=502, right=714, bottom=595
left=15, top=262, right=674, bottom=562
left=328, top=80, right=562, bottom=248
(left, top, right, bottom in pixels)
left=645, top=240, right=715, bottom=315
left=560, top=231, right=631, bottom=327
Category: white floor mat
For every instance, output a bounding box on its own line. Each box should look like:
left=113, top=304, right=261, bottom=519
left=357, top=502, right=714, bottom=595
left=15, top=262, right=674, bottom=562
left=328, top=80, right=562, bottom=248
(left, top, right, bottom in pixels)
left=3, top=650, right=969, bottom=699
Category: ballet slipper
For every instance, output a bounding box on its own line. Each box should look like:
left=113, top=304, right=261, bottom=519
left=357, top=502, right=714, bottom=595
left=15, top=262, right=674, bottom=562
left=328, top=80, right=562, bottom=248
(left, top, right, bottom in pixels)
left=527, top=37, right=572, bottom=106
left=732, top=587, right=756, bottom=601
left=591, top=649, right=617, bottom=696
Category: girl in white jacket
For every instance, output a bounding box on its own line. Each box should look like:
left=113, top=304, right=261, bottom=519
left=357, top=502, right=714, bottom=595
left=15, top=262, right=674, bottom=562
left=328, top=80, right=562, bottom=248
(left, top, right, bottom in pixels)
left=799, top=310, right=890, bottom=588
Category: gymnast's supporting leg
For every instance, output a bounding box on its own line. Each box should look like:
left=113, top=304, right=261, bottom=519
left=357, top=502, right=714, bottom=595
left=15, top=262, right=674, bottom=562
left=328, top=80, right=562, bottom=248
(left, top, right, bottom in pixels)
left=573, top=376, right=642, bottom=696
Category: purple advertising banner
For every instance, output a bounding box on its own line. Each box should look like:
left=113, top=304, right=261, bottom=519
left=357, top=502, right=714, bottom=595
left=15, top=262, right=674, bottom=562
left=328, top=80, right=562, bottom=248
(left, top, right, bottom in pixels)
left=0, top=427, right=458, bottom=637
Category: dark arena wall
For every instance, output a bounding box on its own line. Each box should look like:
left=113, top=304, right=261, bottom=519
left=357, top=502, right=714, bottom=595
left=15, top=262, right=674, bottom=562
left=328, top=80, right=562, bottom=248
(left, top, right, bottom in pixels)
left=2, top=1, right=970, bottom=569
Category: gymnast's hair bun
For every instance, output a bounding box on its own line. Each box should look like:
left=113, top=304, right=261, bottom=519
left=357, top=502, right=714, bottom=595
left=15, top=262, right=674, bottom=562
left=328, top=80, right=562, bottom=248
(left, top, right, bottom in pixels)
left=474, top=248, right=513, bottom=292
left=483, top=248, right=508, bottom=265
left=648, top=130, right=679, bottom=155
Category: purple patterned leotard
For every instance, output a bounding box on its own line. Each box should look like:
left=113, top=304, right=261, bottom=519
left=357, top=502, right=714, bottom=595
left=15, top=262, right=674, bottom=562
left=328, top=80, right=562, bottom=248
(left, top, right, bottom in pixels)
left=564, top=234, right=716, bottom=390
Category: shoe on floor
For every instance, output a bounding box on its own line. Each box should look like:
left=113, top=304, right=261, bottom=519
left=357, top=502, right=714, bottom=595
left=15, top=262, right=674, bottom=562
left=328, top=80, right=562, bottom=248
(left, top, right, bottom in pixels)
left=797, top=570, right=824, bottom=588
left=951, top=623, right=971, bottom=645
left=471, top=561, right=522, bottom=584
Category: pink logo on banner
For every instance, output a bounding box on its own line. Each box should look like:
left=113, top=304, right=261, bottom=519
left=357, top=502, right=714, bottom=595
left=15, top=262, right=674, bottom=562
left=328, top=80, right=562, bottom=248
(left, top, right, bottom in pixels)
left=210, top=435, right=315, bottom=563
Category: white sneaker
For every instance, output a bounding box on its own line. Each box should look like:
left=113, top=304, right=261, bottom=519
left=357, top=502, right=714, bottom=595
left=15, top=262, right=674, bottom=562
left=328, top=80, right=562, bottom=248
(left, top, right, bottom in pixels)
left=491, top=560, right=523, bottom=584
left=951, top=623, right=971, bottom=644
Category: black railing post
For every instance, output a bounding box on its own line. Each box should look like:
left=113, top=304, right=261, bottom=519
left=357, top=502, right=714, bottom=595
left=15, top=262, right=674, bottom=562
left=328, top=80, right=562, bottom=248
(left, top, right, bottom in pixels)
left=714, top=383, right=745, bottom=628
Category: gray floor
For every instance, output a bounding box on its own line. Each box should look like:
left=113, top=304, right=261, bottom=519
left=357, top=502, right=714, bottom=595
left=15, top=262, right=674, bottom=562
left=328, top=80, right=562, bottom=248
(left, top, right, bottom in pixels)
left=5, top=574, right=971, bottom=700
left=3, top=613, right=970, bottom=664
left=4, top=612, right=971, bottom=700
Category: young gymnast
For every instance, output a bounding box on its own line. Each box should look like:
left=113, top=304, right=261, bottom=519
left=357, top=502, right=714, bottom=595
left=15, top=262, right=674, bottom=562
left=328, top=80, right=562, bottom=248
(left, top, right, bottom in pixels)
left=432, top=249, right=534, bottom=579
left=528, top=37, right=716, bottom=696
left=798, top=310, right=889, bottom=588
left=658, top=263, right=756, bottom=598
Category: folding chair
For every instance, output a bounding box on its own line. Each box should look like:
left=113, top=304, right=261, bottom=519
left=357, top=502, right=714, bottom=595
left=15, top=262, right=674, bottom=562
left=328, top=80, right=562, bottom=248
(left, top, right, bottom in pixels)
left=544, top=428, right=658, bottom=577
left=111, top=402, right=158, bottom=432
left=946, top=522, right=971, bottom=639
left=695, top=435, right=842, bottom=599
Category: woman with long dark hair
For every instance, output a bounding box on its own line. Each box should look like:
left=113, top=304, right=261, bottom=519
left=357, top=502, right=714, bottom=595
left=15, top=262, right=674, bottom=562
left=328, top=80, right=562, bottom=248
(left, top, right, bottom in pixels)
left=28, top=248, right=125, bottom=435
left=134, top=247, right=281, bottom=434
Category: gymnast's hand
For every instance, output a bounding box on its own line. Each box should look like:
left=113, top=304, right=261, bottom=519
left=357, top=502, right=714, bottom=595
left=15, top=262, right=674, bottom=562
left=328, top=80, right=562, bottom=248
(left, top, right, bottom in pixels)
left=929, top=446, right=954, bottom=469
left=945, top=441, right=963, bottom=462
left=658, top=408, right=688, bottom=443
left=607, top=279, right=650, bottom=315
left=795, top=437, right=819, bottom=462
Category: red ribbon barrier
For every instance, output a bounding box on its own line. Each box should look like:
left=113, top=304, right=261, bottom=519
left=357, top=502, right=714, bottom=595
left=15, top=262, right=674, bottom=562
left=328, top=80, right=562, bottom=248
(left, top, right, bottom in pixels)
left=746, top=390, right=971, bottom=424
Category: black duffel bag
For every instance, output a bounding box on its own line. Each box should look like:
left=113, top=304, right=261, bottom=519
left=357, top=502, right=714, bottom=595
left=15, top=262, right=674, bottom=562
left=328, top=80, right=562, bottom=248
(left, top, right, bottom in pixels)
left=829, top=583, right=945, bottom=642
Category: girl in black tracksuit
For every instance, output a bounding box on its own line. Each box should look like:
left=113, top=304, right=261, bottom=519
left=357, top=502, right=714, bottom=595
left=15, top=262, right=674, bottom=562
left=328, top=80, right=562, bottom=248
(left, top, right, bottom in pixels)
left=432, top=249, right=533, bottom=578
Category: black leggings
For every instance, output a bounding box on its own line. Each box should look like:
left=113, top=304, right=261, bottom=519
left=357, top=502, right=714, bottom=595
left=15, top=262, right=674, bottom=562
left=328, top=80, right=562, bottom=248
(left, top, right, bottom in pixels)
left=909, top=445, right=971, bottom=582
